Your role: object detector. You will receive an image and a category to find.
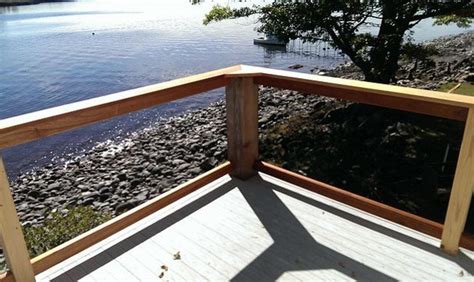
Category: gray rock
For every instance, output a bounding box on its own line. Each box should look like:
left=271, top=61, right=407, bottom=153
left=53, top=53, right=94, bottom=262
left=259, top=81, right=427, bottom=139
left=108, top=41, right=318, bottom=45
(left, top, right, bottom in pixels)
left=115, top=201, right=137, bottom=214
left=150, top=166, right=161, bottom=175
left=135, top=191, right=148, bottom=202
left=46, top=183, right=60, bottom=191
left=28, top=190, right=42, bottom=198
left=171, top=159, right=185, bottom=166
left=130, top=179, right=142, bottom=188
left=117, top=173, right=127, bottom=181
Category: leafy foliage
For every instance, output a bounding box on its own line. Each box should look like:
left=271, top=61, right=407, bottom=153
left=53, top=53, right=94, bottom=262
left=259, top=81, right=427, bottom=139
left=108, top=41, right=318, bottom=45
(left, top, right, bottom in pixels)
left=434, top=14, right=472, bottom=28
left=203, top=5, right=255, bottom=25
left=203, top=5, right=233, bottom=25
left=23, top=206, right=112, bottom=258
left=204, top=0, right=473, bottom=83
left=401, top=42, right=439, bottom=61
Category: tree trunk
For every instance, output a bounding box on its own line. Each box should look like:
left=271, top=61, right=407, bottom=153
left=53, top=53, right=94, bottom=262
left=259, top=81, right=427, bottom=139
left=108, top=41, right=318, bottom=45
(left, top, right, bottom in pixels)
left=366, top=27, right=406, bottom=82
left=362, top=3, right=410, bottom=84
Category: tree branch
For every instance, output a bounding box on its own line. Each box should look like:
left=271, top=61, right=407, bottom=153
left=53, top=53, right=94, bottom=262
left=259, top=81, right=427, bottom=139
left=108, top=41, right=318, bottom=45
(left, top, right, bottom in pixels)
left=411, top=3, right=469, bottom=21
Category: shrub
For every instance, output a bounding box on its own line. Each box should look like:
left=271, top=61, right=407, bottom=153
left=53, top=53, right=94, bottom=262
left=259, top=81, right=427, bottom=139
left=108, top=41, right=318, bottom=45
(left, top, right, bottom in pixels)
left=23, top=206, right=112, bottom=258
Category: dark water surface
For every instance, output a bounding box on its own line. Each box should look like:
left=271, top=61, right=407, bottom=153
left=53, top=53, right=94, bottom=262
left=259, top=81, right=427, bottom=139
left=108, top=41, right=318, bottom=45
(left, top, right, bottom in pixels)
left=0, top=0, right=468, bottom=177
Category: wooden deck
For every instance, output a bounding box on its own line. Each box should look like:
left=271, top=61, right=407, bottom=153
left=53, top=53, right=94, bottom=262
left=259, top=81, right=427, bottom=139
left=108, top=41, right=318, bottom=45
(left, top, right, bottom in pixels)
left=1, top=65, right=473, bottom=280
left=36, top=173, right=474, bottom=281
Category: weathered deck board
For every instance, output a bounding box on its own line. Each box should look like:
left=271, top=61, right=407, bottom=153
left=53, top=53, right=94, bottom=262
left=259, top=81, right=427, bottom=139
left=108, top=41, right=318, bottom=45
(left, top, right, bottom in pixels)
left=37, top=173, right=474, bottom=281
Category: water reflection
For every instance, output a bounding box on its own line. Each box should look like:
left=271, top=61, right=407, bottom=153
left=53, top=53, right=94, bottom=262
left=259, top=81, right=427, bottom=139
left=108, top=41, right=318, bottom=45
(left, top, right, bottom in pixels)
left=0, top=1, right=77, bottom=13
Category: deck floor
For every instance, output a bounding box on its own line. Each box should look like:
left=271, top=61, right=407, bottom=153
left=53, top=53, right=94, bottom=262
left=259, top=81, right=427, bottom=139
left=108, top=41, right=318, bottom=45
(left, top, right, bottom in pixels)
left=37, top=173, right=474, bottom=281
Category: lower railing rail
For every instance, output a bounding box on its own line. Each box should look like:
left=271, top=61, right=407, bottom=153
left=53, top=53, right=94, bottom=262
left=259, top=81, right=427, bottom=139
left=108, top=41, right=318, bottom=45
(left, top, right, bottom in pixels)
left=0, top=65, right=473, bottom=281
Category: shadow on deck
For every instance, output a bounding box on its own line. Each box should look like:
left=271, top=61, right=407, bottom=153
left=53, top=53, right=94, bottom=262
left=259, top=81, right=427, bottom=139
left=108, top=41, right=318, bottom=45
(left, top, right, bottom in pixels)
left=41, top=173, right=473, bottom=281
left=2, top=65, right=474, bottom=281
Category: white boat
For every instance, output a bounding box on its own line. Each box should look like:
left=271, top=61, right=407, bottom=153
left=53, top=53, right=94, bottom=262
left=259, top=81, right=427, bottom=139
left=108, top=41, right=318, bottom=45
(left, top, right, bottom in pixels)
left=253, top=34, right=286, bottom=46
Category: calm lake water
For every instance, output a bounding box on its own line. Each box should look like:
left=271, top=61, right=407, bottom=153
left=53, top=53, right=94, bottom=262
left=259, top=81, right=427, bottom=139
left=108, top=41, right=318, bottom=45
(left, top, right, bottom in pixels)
left=0, top=0, right=469, bottom=177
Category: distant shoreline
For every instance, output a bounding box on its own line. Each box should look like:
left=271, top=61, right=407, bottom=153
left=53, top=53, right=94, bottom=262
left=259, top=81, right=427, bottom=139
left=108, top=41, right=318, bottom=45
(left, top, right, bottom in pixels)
left=0, top=0, right=72, bottom=7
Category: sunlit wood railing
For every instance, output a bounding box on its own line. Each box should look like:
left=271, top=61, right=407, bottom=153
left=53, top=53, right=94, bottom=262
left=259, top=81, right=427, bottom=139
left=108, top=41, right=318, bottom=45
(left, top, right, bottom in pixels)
left=0, top=65, right=473, bottom=281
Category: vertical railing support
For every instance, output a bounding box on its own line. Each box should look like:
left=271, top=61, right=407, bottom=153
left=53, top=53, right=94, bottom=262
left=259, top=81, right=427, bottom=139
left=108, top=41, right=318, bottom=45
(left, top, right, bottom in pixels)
left=441, top=108, right=474, bottom=255
left=226, top=77, right=259, bottom=179
left=0, top=156, right=35, bottom=281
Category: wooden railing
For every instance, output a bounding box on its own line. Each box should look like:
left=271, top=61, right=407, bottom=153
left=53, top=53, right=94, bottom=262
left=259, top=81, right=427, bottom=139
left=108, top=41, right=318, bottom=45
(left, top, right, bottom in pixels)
left=0, top=65, right=473, bottom=281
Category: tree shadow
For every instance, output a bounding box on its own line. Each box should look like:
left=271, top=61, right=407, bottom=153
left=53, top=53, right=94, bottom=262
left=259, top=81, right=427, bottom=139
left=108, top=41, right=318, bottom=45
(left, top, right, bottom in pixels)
left=268, top=178, right=474, bottom=276
left=232, top=175, right=395, bottom=281
left=50, top=174, right=471, bottom=281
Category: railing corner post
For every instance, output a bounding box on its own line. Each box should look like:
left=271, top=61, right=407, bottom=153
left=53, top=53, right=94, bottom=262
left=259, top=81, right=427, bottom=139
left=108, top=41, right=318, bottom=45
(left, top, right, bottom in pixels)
left=0, top=155, right=35, bottom=281
left=441, top=108, right=474, bottom=255
left=225, top=77, right=259, bottom=180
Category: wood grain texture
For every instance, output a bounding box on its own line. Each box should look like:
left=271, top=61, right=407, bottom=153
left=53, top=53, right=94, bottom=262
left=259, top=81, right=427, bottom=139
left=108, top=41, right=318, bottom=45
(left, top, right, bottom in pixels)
left=226, top=78, right=259, bottom=179
left=232, top=65, right=474, bottom=108
left=2, top=64, right=473, bottom=150
left=29, top=162, right=232, bottom=274
left=255, top=161, right=474, bottom=251
left=227, top=64, right=472, bottom=119
left=441, top=108, right=474, bottom=255
left=0, top=156, right=35, bottom=282
left=254, top=76, right=468, bottom=121
left=0, top=65, right=243, bottom=149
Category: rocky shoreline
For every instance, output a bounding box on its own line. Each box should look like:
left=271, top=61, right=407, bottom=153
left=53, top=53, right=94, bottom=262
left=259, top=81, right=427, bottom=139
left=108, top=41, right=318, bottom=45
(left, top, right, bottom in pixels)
left=0, top=0, right=60, bottom=7
left=7, top=31, right=474, bottom=229
left=11, top=87, right=328, bottom=227
left=323, top=31, right=473, bottom=88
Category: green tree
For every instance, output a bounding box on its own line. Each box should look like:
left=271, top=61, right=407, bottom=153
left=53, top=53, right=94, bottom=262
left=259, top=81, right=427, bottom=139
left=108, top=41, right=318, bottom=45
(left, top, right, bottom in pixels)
left=204, top=0, right=473, bottom=83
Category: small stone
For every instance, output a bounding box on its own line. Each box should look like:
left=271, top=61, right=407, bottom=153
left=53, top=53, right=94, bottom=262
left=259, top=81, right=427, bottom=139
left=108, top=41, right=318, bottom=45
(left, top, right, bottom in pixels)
left=135, top=191, right=148, bottom=202
left=171, top=159, right=185, bottom=166
left=28, top=190, right=42, bottom=198
left=99, top=193, right=112, bottom=201
left=115, top=201, right=137, bottom=214
left=82, top=198, right=95, bottom=205
left=99, top=187, right=111, bottom=194
left=188, top=167, right=201, bottom=174
left=117, top=173, right=127, bottom=181
left=177, top=163, right=190, bottom=171
left=151, top=166, right=161, bottom=175
left=288, top=64, right=304, bottom=69
left=130, top=179, right=141, bottom=188
left=46, top=183, right=60, bottom=191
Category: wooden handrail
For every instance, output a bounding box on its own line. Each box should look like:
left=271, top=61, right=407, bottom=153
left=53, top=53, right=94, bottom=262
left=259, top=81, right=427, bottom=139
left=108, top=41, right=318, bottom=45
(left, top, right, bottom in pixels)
left=232, top=65, right=474, bottom=107
left=234, top=65, right=474, bottom=119
left=0, top=65, right=241, bottom=149
left=2, top=65, right=474, bottom=149
left=1, top=65, right=473, bottom=280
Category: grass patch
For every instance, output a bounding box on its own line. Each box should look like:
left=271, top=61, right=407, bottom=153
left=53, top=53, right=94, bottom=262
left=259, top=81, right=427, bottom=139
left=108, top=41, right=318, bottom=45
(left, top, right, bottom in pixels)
left=438, top=82, right=474, bottom=96
left=23, top=206, right=112, bottom=258
left=2, top=206, right=111, bottom=273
